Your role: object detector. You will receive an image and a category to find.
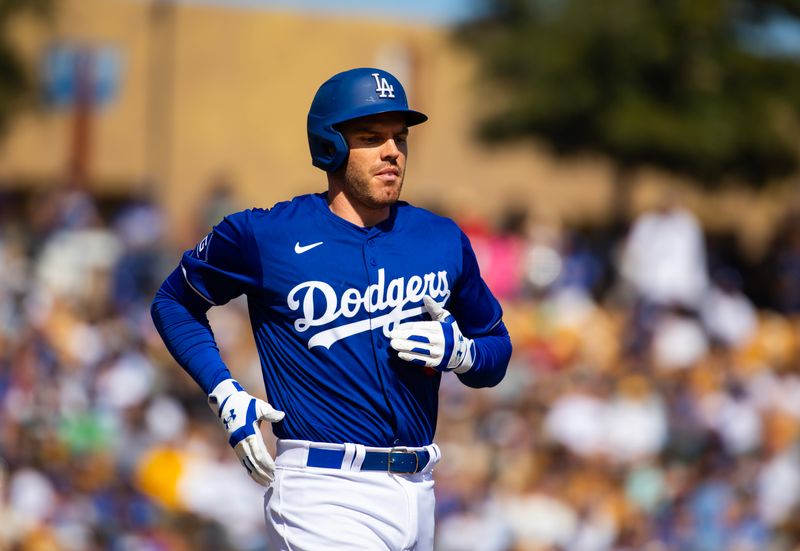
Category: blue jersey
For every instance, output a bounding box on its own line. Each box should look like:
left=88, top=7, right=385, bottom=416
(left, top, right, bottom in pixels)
left=157, top=192, right=509, bottom=447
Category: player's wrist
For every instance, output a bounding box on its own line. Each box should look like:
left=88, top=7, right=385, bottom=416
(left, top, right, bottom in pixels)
left=449, top=330, right=475, bottom=374
left=452, top=338, right=475, bottom=374
left=208, top=378, right=244, bottom=414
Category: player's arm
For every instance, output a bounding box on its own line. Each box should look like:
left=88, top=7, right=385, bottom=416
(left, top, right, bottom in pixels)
left=151, top=211, right=261, bottom=393
left=389, top=231, right=512, bottom=388
left=150, top=210, right=284, bottom=485
left=150, top=264, right=232, bottom=393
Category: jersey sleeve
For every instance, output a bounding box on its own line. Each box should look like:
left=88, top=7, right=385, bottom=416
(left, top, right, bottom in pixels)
left=150, top=267, right=232, bottom=394
left=449, top=230, right=511, bottom=388
left=180, top=210, right=263, bottom=306
left=449, top=230, right=504, bottom=336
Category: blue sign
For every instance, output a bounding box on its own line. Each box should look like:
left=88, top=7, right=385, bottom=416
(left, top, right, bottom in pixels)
left=42, top=43, right=123, bottom=109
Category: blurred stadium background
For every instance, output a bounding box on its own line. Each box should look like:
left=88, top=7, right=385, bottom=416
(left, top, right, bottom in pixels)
left=2, top=0, right=800, bottom=549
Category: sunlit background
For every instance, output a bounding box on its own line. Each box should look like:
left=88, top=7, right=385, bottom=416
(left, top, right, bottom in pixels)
left=2, top=1, right=800, bottom=550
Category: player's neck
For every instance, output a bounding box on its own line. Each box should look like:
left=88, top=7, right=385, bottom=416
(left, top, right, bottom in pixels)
left=326, top=189, right=390, bottom=228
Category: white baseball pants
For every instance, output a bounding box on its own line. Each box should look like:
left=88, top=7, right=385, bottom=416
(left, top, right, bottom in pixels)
left=264, top=439, right=441, bottom=551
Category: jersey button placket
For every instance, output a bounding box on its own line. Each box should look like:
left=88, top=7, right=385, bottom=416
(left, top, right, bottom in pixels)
left=366, top=235, right=378, bottom=267
left=364, top=237, right=384, bottom=353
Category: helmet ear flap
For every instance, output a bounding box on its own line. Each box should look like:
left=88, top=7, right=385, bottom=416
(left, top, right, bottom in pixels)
left=309, top=128, right=349, bottom=172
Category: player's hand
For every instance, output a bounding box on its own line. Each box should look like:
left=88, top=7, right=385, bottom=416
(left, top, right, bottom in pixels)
left=389, top=296, right=475, bottom=373
left=207, top=379, right=285, bottom=486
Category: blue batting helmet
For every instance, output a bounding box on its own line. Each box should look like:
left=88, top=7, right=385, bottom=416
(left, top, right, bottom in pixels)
left=307, top=68, right=428, bottom=172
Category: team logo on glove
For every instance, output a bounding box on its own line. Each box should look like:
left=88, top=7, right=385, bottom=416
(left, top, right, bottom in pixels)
left=223, top=409, right=237, bottom=430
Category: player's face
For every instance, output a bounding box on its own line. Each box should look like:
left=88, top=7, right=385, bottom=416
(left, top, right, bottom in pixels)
left=337, top=113, right=409, bottom=209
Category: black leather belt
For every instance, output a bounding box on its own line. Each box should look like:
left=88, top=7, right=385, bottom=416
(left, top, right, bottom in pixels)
left=306, top=447, right=430, bottom=474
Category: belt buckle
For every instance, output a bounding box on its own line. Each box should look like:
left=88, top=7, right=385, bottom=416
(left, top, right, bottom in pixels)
left=388, top=447, right=418, bottom=474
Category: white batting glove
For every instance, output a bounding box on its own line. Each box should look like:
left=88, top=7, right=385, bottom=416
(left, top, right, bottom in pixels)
left=208, top=379, right=285, bottom=486
left=390, top=296, right=476, bottom=373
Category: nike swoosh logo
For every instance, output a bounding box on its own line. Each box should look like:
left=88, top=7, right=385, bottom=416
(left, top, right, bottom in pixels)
left=294, top=241, right=324, bottom=254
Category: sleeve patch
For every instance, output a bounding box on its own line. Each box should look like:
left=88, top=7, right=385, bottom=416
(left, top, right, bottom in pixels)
left=193, top=232, right=213, bottom=262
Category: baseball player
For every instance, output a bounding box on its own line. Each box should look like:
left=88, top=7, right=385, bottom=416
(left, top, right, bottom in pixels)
left=150, top=67, right=512, bottom=550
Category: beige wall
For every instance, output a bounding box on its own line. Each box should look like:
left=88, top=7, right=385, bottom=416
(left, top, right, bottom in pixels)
left=0, top=0, right=621, bottom=236
left=1, top=0, right=796, bottom=250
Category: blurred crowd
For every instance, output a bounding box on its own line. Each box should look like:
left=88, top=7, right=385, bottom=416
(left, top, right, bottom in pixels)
left=1, top=183, right=800, bottom=551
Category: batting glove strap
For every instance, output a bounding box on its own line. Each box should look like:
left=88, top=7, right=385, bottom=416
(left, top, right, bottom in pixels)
left=209, top=379, right=258, bottom=446
left=208, top=378, right=244, bottom=410
left=452, top=333, right=476, bottom=374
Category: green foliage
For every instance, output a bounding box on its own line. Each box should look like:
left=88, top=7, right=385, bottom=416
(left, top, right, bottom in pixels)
left=456, top=0, right=800, bottom=184
left=0, top=0, right=53, bottom=135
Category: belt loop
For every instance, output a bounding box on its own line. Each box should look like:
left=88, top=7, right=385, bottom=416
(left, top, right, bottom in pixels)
left=351, top=444, right=366, bottom=471
left=341, top=443, right=357, bottom=470
left=420, top=443, right=441, bottom=474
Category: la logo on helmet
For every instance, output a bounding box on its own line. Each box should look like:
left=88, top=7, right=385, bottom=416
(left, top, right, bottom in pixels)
left=372, top=73, right=395, bottom=98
